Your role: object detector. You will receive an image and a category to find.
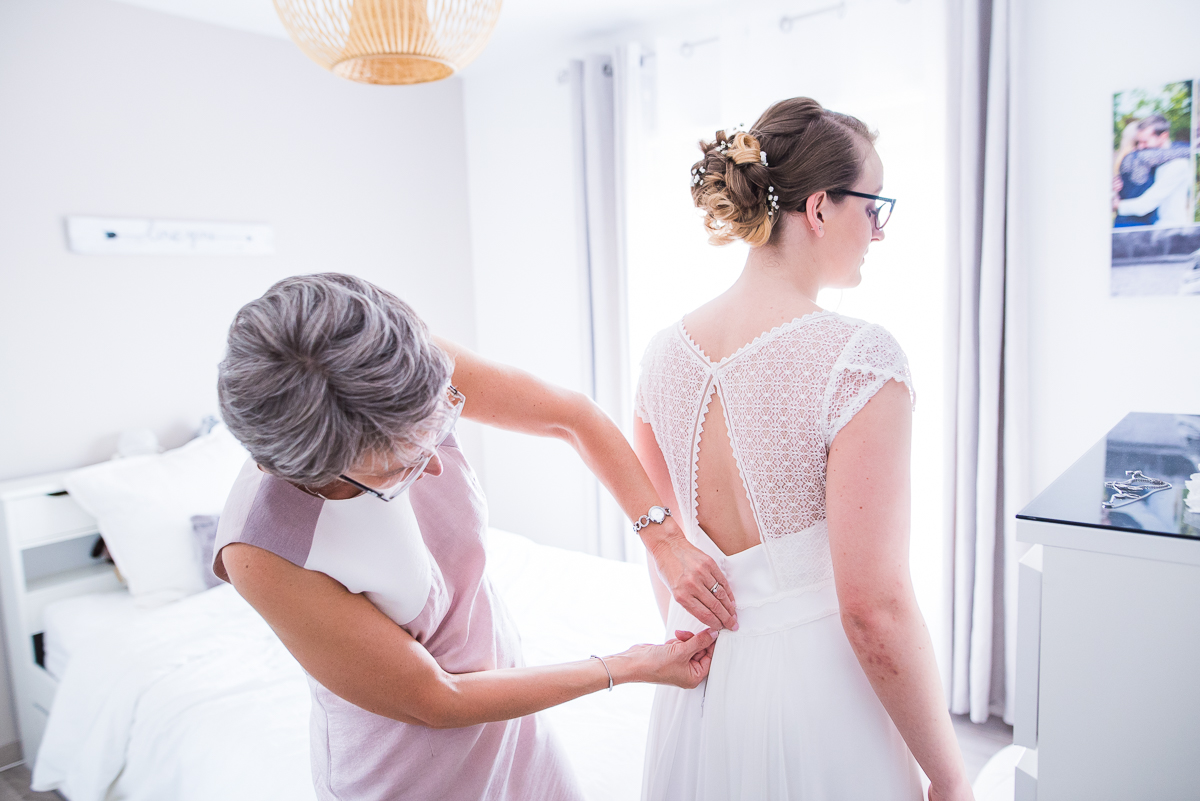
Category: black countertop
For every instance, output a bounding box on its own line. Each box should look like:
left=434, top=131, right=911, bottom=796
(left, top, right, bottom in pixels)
left=1017, top=412, right=1200, bottom=540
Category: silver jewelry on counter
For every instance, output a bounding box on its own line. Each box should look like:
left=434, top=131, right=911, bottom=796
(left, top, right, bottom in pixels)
left=1102, top=470, right=1173, bottom=509
left=590, top=655, right=614, bottom=691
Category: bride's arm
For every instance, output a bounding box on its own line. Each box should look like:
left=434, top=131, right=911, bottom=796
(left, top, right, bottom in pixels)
left=437, top=337, right=738, bottom=632
left=825, top=379, right=973, bottom=801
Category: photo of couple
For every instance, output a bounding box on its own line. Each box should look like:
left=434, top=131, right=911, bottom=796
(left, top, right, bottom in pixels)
left=1110, top=80, right=1200, bottom=296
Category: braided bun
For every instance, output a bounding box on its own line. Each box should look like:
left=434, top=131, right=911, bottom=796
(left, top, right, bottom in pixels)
left=689, top=98, right=876, bottom=247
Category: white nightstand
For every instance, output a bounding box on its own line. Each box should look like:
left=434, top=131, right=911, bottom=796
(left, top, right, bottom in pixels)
left=1013, top=413, right=1200, bottom=800
left=0, top=472, right=122, bottom=762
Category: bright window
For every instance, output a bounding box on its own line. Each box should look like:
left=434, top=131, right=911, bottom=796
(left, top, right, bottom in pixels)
left=623, top=7, right=949, bottom=664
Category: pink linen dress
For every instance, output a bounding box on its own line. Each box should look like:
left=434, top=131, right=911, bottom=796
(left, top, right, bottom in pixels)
left=212, top=434, right=584, bottom=801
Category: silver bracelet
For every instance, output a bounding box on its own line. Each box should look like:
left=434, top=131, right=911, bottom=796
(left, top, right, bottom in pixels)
left=590, top=655, right=614, bottom=692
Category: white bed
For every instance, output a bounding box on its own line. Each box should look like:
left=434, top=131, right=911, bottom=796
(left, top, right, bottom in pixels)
left=30, top=528, right=665, bottom=801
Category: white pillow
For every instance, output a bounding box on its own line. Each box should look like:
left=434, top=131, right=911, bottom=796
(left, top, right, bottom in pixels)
left=63, top=426, right=250, bottom=606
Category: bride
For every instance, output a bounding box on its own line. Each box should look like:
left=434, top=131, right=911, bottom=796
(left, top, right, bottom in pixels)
left=634, top=98, right=974, bottom=801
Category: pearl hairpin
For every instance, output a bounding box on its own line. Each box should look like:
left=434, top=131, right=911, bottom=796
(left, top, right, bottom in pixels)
left=760, top=151, right=769, bottom=167
left=766, top=185, right=780, bottom=217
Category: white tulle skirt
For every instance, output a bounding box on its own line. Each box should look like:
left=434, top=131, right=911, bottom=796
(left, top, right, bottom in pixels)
left=641, top=531, right=923, bottom=801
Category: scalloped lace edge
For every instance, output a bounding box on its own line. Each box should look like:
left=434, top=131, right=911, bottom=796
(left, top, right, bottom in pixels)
left=825, top=371, right=916, bottom=448
left=678, top=309, right=834, bottom=368
left=716, top=383, right=764, bottom=548
left=689, top=378, right=719, bottom=534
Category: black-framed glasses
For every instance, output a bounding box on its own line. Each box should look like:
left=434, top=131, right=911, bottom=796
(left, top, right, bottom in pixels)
left=836, top=190, right=896, bottom=230
left=338, top=385, right=466, bottom=502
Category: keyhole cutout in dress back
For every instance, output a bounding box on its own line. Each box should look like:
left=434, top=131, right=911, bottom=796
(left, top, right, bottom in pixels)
left=695, top=389, right=764, bottom=557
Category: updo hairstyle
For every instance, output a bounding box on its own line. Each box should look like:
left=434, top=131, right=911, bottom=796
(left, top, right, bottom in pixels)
left=218, top=273, right=453, bottom=486
left=690, top=97, right=876, bottom=247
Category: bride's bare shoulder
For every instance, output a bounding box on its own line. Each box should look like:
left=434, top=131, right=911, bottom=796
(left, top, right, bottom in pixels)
left=683, top=292, right=824, bottom=360
left=679, top=295, right=728, bottom=330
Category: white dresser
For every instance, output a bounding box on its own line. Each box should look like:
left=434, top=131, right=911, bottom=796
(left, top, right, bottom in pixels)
left=1013, top=412, right=1200, bottom=800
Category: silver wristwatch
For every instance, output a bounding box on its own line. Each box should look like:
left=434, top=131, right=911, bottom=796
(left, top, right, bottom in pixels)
left=632, top=505, right=672, bottom=534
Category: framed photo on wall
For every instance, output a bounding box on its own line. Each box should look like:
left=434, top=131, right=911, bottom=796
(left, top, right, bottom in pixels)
left=1110, top=79, right=1200, bottom=296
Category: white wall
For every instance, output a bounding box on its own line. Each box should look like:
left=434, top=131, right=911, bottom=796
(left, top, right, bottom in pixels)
left=0, top=0, right=478, bottom=749
left=0, top=0, right=482, bottom=480
left=1013, top=0, right=1200, bottom=495
left=461, top=42, right=599, bottom=552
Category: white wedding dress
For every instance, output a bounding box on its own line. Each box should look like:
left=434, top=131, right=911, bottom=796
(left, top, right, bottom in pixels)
left=635, top=310, right=923, bottom=801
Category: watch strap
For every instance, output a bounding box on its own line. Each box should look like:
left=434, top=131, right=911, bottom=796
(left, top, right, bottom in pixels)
left=632, top=506, right=672, bottom=533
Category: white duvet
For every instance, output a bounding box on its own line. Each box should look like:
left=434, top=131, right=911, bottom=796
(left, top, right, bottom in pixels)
left=32, top=529, right=665, bottom=801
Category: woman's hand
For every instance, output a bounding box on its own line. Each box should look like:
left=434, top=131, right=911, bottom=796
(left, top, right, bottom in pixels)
left=646, top=528, right=739, bottom=631
left=439, top=340, right=739, bottom=630
left=613, top=628, right=717, bottom=689
left=630, top=419, right=738, bottom=631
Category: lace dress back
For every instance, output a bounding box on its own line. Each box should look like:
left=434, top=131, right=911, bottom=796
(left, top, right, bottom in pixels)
left=635, top=310, right=914, bottom=593
left=637, top=310, right=922, bottom=801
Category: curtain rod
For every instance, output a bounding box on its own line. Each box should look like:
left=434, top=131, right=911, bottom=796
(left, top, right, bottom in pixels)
left=644, top=0, right=853, bottom=61
left=780, top=1, right=846, bottom=32
left=565, top=0, right=912, bottom=75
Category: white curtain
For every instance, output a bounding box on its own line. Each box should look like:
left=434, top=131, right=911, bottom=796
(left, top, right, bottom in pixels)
left=569, top=51, right=639, bottom=562
left=584, top=40, right=732, bottom=563
left=944, top=0, right=1030, bottom=725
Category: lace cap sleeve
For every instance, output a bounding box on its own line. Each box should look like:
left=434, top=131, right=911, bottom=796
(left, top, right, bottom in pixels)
left=633, top=331, right=661, bottom=425
left=634, top=371, right=651, bottom=424
left=821, top=323, right=915, bottom=447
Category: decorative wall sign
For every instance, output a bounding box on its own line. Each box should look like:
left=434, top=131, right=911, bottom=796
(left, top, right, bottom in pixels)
left=1110, top=80, right=1200, bottom=296
left=65, top=217, right=274, bottom=256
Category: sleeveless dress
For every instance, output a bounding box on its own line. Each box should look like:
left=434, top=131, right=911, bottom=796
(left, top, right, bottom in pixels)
left=635, top=311, right=923, bottom=801
left=212, top=434, right=584, bottom=801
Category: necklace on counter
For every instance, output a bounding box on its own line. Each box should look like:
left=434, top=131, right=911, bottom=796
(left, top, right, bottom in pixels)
left=1102, top=470, right=1173, bottom=509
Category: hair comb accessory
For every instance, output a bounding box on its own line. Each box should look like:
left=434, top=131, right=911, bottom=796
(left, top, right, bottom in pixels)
left=760, top=151, right=769, bottom=167
left=766, top=186, right=780, bottom=217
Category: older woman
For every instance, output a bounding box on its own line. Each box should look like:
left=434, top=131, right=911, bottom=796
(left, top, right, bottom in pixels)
left=211, top=273, right=736, bottom=801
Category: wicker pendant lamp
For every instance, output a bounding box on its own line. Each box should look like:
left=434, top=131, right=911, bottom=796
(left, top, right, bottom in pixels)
left=274, top=0, right=504, bottom=85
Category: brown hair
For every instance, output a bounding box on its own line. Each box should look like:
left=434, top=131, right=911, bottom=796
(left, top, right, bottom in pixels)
left=690, top=97, right=876, bottom=247
left=1136, top=114, right=1169, bottom=136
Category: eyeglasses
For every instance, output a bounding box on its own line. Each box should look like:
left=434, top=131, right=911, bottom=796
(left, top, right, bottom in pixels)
left=338, top=385, right=466, bottom=502
left=836, top=190, right=896, bottom=230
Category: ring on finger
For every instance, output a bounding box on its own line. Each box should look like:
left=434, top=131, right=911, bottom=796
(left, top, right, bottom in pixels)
left=709, top=581, right=721, bottom=594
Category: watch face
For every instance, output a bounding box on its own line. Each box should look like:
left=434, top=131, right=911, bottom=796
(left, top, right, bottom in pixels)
left=648, top=506, right=666, bottom=524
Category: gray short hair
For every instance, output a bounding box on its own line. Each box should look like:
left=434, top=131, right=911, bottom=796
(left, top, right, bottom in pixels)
left=218, top=273, right=452, bottom=485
